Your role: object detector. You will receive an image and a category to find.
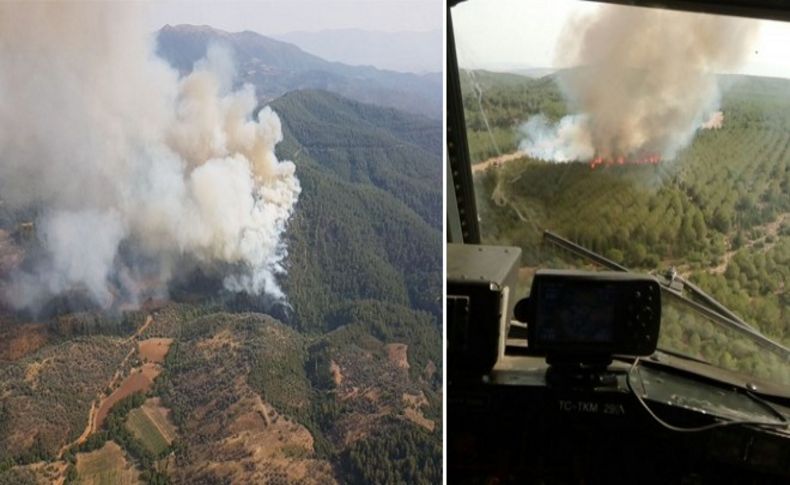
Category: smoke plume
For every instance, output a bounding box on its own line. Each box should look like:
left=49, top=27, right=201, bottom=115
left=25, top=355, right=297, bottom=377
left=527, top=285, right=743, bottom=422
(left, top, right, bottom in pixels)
left=521, top=4, right=758, bottom=162
left=0, top=3, right=300, bottom=310
left=518, top=114, right=594, bottom=162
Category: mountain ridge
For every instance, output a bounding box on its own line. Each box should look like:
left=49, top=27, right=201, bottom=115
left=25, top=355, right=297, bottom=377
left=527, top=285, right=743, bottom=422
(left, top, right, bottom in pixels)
left=274, top=28, right=442, bottom=74
left=156, top=24, right=442, bottom=119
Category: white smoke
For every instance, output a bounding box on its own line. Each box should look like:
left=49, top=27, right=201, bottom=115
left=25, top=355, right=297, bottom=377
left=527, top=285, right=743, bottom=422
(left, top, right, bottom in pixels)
left=519, top=4, right=757, bottom=162
left=701, top=111, right=724, bottom=130
left=0, top=3, right=300, bottom=309
left=518, top=114, right=594, bottom=162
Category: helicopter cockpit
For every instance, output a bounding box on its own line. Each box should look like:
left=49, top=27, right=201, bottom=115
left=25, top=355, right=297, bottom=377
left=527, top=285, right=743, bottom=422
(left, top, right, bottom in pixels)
left=446, top=1, right=790, bottom=482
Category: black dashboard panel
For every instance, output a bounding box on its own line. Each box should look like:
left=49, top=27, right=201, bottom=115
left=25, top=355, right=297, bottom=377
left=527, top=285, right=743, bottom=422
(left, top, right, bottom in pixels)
left=448, top=359, right=790, bottom=484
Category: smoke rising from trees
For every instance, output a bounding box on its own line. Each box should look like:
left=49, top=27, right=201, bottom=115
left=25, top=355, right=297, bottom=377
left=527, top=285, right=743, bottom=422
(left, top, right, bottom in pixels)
left=0, top=3, right=300, bottom=310
left=521, top=4, right=758, bottom=162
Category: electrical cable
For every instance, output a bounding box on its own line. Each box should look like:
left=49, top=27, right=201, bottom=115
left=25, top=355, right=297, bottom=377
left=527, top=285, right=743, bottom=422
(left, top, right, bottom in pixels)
left=625, top=358, right=789, bottom=433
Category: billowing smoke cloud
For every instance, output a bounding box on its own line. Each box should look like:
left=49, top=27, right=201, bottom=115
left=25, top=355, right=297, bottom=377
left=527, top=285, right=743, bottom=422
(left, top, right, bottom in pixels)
left=518, top=114, right=593, bottom=162
left=521, top=4, right=758, bottom=162
left=0, top=3, right=300, bottom=310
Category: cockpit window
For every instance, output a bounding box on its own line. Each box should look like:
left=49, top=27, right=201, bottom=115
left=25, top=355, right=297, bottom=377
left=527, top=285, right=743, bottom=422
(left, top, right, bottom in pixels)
left=451, top=0, right=790, bottom=387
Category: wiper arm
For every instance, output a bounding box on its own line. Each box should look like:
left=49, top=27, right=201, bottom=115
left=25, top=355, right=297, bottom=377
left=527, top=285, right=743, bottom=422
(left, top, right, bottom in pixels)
left=543, top=229, right=629, bottom=272
left=652, top=347, right=711, bottom=366
left=658, top=272, right=750, bottom=332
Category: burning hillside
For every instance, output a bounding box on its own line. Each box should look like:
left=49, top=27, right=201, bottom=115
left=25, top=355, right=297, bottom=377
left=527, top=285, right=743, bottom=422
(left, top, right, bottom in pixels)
left=519, top=5, right=756, bottom=165
left=589, top=154, right=661, bottom=170
left=0, top=3, right=300, bottom=312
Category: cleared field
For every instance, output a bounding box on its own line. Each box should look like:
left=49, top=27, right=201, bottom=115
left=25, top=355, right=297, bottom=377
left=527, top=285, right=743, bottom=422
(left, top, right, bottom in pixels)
left=126, top=409, right=168, bottom=455
left=95, top=364, right=160, bottom=429
left=76, top=441, right=139, bottom=485
left=138, top=337, right=172, bottom=363
left=141, top=398, right=177, bottom=443
left=125, top=399, right=176, bottom=456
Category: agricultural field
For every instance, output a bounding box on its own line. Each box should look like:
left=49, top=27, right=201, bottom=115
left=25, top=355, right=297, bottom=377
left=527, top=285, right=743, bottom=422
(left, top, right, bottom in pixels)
left=124, top=403, right=173, bottom=456
left=125, top=409, right=167, bottom=456
left=75, top=441, right=140, bottom=485
left=464, top=70, right=790, bottom=382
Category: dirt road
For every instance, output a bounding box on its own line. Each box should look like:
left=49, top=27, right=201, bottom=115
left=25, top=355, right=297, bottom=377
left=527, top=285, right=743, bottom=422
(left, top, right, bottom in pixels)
left=58, top=313, right=156, bottom=457
left=472, top=151, right=526, bottom=174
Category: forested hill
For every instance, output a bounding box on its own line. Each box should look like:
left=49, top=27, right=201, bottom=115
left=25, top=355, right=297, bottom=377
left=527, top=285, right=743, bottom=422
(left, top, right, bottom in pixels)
left=271, top=89, right=442, bottom=228
left=270, top=90, right=442, bottom=332
left=156, top=24, right=442, bottom=119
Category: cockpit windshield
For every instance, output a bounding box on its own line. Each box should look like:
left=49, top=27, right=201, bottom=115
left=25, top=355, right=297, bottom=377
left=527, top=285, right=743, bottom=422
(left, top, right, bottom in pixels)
left=451, top=0, right=790, bottom=387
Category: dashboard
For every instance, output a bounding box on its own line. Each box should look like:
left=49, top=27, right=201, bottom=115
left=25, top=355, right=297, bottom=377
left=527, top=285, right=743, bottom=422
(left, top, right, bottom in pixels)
left=448, top=356, right=790, bottom=483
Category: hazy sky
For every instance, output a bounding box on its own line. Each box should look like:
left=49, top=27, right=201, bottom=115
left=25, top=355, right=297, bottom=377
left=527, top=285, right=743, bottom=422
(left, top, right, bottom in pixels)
left=452, top=0, right=790, bottom=79
left=144, top=0, right=442, bottom=35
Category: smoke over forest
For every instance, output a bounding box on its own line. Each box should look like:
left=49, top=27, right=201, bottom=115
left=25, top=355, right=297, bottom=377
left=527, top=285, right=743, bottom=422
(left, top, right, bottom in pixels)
left=520, top=4, right=758, bottom=163
left=0, top=3, right=300, bottom=311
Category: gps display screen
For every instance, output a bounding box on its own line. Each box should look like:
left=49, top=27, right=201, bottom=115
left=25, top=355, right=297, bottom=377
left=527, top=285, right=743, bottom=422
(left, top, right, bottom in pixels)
left=534, top=281, right=618, bottom=344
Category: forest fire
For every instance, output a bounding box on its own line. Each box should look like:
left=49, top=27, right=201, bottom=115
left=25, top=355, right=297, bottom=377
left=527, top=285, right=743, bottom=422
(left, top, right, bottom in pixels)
left=589, top=154, right=661, bottom=169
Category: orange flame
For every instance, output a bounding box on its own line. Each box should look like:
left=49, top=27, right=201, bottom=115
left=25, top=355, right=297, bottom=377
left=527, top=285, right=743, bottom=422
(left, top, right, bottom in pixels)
left=589, top=154, right=661, bottom=170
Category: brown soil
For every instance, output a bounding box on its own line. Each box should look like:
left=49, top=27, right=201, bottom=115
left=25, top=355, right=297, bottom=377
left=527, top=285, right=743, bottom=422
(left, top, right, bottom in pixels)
left=94, top=364, right=160, bottom=430
left=402, top=391, right=434, bottom=431
left=138, top=338, right=172, bottom=364
left=385, top=343, right=409, bottom=370
left=178, top=378, right=337, bottom=484
left=472, top=150, right=526, bottom=174
left=402, top=391, right=428, bottom=408
left=329, top=359, right=343, bottom=385
left=404, top=407, right=435, bottom=432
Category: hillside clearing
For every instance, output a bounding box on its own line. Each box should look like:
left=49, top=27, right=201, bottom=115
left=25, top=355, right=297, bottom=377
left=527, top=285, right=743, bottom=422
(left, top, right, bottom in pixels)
left=75, top=441, right=140, bottom=485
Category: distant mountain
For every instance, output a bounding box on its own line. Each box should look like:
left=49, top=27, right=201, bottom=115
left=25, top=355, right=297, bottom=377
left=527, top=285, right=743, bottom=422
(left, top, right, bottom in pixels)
left=269, top=89, right=442, bottom=330
left=275, top=29, right=442, bottom=74
left=156, top=25, right=441, bottom=119
left=509, top=67, right=556, bottom=78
